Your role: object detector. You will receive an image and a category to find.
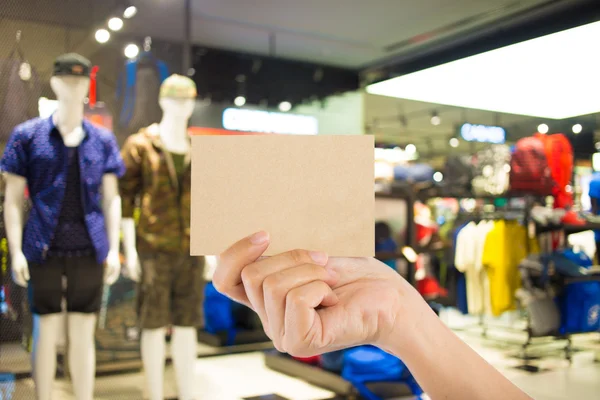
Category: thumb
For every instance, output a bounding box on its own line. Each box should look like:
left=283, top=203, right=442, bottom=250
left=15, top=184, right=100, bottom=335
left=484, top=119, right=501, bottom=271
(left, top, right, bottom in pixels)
left=213, top=231, right=270, bottom=304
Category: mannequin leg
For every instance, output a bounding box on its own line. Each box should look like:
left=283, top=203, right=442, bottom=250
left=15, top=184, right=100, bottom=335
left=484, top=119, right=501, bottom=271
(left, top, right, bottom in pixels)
left=67, top=313, right=97, bottom=400
left=171, top=326, right=197, bottom=400
left=32, top=314, right=62, bottom=400
left=141, top=327, right=167, bottom=400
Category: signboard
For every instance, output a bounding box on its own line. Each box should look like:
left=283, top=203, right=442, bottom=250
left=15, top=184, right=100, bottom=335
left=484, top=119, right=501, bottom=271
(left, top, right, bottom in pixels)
left=222, top=108, right=318, bottom=135
left=459, top=123, right=506, bottom=144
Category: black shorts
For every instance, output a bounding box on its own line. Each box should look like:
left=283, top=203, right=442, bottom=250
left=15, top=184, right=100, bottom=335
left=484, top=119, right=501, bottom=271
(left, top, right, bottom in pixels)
left=28, top=255, right=104, bottom=315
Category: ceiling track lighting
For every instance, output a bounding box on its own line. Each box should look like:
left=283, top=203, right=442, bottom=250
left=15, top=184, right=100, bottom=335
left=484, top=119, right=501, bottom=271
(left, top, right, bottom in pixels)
left=279, top=101, right=292, bottom=112
left=234, top=96, right=246, bottom=107
left=95, top=29, right=110, bottom=44
left=537, top=123, right=549, bottom=134
left=431, top=111, right=441, bottom=126
left=572, top=123, right=583, bottom=134
left=123, top=5, right=137, bottom=19
left=449, top=137, right=460, bottom=148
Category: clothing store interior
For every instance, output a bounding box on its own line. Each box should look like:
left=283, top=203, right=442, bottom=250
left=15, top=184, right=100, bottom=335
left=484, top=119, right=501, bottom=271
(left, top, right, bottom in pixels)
left=2, top=1, right=600, bottom=399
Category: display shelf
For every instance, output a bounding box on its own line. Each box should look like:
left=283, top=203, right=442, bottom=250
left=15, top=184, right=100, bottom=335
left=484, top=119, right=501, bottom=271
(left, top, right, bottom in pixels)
left=264, top=351, right=353, bottom=396
left=535, top=222, right=600, bottom=235
left=264, top=351, right=417, bottom=399
left=197, top=329, right=270, bottom=348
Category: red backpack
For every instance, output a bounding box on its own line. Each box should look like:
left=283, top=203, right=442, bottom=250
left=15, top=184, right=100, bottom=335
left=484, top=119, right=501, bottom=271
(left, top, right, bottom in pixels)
left=534, top=133, right=574, bottom=208
left=510, top=136, right=554, bottom=195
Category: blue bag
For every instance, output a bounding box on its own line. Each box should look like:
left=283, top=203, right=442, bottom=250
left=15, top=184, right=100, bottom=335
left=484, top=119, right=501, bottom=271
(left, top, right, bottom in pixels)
left=342, top=346, right=422, bottom=400
left=203, top=282, right=236, bottom=344
left=557, top=281, right=600, bottom=334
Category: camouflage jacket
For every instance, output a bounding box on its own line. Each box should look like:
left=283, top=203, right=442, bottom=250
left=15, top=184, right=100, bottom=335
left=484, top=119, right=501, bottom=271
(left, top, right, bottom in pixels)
left=119, top=124, right=191, bottom=254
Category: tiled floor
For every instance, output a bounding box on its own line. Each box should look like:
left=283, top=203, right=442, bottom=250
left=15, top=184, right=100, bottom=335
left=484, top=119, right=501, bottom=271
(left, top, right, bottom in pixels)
left=2, top=311, right=600, bottom=399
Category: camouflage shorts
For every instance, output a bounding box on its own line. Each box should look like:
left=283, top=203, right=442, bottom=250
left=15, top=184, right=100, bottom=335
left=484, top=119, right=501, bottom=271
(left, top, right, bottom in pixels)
left=137, top=253, right=205, bottom=329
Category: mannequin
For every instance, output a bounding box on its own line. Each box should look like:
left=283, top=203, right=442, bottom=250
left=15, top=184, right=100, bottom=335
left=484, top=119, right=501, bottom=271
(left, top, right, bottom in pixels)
left=2, top=53, right=124, bottom=400
left=120, top=74, right=203, bottom=400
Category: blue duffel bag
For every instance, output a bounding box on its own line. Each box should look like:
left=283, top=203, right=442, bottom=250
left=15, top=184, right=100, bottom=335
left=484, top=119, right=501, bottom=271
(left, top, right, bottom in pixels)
left=557, top=281, right=600, bottom=334
left=342, top=346, right=422, bottom=400
left=204, top=282, right=236, bottom=344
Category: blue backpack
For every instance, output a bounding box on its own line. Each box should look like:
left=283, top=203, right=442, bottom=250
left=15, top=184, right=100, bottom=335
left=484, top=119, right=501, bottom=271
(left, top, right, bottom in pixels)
left=557, top=281, right=600, bottom=334
left=342, top=346, right=422, bottom=400
left=203, top=283, right=236, bottom=343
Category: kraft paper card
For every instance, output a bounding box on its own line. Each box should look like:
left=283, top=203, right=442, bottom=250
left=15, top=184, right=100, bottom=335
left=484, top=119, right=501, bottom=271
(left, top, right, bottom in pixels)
left=190, top=135, right=374, bottom=257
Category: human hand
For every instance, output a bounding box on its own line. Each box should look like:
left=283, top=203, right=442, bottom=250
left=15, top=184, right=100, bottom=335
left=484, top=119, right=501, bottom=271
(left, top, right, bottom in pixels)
left=214, top=231, right=425, bottom=357
left=124, top=248, right=141, bottom=282
left=104, top=250, right=121, bottom=285
left=11, top=251, right=29, bottom=287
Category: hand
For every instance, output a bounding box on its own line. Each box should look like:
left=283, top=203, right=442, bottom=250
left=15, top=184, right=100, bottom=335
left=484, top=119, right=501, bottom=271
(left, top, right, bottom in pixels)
left=104, top=250, right=121, bottom=285
left=124, top=248, right=141, bottom=282
left=11, top=251, right=29, bottom=287
left=214, top=231, right=425, bottom=357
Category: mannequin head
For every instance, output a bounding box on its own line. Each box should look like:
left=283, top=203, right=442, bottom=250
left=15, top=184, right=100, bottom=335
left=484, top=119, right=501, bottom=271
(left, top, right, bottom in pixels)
left=159, top=97, right=195, bottom=121
left=50, top=75, right=89, bottom=105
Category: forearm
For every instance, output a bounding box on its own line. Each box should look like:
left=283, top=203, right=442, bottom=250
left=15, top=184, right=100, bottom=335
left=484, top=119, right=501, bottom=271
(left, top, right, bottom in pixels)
left=102, top=174, right=122, bottom=256
left=387, top=305, right=531, bottom=400
left=4, top=175, right=26, bottom=255
left=5, top=200, right=23, bottom=255
left=121, top=218, right=137, bottom=254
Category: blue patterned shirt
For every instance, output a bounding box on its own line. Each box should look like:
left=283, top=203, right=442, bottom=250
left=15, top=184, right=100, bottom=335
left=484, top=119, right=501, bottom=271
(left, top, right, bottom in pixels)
left=1, top=116, right=125, bottom=264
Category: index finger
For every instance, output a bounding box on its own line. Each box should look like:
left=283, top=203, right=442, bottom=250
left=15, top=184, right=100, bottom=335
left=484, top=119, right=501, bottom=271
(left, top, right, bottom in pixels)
left=213, top=231, right=270, bottom=305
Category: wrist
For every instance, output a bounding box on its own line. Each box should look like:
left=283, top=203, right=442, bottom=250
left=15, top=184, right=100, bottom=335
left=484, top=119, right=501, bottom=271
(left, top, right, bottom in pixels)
left=377, top=283, right=439, bottom=362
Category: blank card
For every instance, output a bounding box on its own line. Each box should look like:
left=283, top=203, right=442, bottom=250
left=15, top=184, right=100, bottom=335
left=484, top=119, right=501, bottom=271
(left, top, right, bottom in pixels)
left=190, top=135, right=374, bottom=257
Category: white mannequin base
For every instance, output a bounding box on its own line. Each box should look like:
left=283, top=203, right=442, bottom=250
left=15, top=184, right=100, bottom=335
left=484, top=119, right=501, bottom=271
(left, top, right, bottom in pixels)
left=141, top=326, right=197, bottom=400
left=32, top=312, right=97, bottom=400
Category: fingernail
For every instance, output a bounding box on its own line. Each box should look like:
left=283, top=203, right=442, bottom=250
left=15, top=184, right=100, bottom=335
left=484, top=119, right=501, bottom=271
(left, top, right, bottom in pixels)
left=310, top=251, right=328, bottom=265
left=250, top=231, right=269, bottom=245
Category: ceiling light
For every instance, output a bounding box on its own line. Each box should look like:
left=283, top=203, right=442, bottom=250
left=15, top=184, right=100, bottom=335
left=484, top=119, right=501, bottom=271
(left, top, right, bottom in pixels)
left=124, top=43, right=139, bottom=59
left=123, top=6, right=137, bottom=19
left=449, top=137, right=459, bottom=148
left=108, top=17, right=124, bottom=31
left=95, top=29, right=110, bottom=44
left=431, top=111, right=441, bottom=126
left=405, top=144, right=416, bottom=153
left=234, top=96, right=246, bottom=107
left=366, top=21, right=600, bottom=119
left=279, top=101, right=292, bottom=112
left=433, top=172, right=444, bottom=182
left=538, top=123, right=549, bottom=134
left=572, top=123, right=583, bottom=134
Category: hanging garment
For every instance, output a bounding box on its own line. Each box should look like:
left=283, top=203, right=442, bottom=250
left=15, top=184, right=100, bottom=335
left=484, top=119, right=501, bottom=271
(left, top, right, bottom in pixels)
left=116, top=56, right=169, bottom=143
left=454, top=221, right=494, bottom=314
left=0, top=55, right=41, bottom=144
left=535, top=133, right=574, bottom=208
left=482, top=221, right=539, bottom=316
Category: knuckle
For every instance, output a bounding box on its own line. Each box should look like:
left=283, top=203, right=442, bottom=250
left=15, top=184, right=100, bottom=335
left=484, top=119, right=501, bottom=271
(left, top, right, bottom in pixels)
left=240, top=265, right=260, bottom=286
left=288, top=249, right=309, bottom=264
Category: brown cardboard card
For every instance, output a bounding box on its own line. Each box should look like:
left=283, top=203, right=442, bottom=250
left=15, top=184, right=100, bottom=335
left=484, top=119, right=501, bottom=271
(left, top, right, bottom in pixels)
left=190, top=135, right=374, bottom=257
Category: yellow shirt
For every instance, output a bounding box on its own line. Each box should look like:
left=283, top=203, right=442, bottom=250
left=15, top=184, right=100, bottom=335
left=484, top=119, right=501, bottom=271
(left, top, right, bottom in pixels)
left=481, top=221, right=539, bottom=316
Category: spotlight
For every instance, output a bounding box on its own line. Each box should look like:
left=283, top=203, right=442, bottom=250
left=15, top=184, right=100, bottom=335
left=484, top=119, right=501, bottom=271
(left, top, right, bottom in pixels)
left=108, top=17, right=124, bottom=31
left=123, top=6, right=137, bottom=19
left=124, top=43, right=139, bottom=59
left=279, top=101, right=292, bottom=112
left=431, top=111, right=441, bottom=126
left=95, top=29, right=110, bottom=44
left=449, top=137, right=459, bottom=148
left=538, top=123, right=549, bottom=134
left=433, top=172, right=444, bottom=182
left=405, top=144, right=416, bottom=154
left=572, top=123, right=583, bottom=134
left=234, top=96, right=246, bottom=107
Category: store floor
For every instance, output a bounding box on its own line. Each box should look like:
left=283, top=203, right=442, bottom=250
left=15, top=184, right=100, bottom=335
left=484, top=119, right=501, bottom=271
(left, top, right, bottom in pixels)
left=2, top=312, right=600, bottom=399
